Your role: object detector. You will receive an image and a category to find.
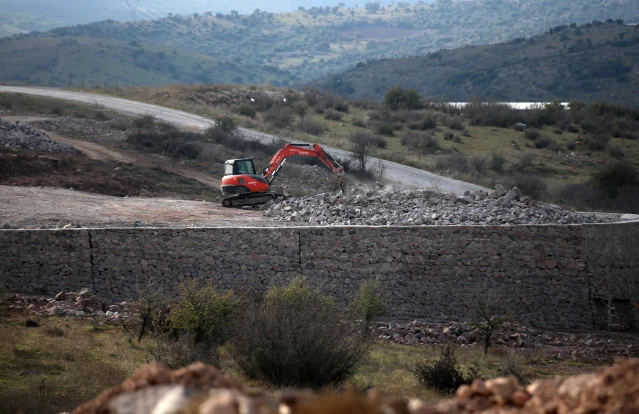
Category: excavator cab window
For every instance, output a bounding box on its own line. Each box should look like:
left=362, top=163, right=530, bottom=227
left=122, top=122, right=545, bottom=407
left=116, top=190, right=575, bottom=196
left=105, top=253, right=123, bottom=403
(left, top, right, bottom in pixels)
left=233, top=159, right=256, bottom=175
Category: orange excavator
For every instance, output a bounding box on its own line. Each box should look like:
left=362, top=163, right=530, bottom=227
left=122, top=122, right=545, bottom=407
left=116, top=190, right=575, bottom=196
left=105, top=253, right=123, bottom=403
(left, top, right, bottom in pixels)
left=220, top=143, right=346, bottom=207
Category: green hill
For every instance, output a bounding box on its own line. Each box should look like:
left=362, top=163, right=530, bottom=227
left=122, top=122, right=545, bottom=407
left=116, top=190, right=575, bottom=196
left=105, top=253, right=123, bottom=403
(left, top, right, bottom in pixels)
left=2, top=0, right=638, bottom=88
left=317, top=21, right=639, bottom=105
left=0, top=36, right=280, bottom=87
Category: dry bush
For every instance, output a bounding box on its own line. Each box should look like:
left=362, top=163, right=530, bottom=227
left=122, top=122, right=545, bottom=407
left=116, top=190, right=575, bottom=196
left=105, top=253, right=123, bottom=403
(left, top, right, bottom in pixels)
left=607, top=145, right=625, bottom=159
left=534, top=135, right=554, bottom=149
left=230, top=278, right=368, bottom=388
left=264, top=106, right=293, bottom=128
left=514, top=175, right=547, bottom=199
left=413, top=345, right=479, bottom=393
left=490, top=153, right=506, bottom=173
left=324, top=109, right=343, bottom=121
left=447, top=116, right=466, bottom=131
left=471, top=155, right=488, bottom=174
left=301, top=119, right=325, bottom=135
left=524, top=128, right=541, bottom=141
left=586, top=134, right=611, bottom=151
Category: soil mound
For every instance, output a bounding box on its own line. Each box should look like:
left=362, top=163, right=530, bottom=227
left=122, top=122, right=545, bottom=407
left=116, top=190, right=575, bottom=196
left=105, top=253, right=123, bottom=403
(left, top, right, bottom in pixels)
left=71, top=359, right=639, bottom=414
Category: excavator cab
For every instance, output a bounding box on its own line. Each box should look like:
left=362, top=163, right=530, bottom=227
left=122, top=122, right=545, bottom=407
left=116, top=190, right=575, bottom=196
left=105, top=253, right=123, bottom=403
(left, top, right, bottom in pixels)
left=224, top=158, right=257, bottom=176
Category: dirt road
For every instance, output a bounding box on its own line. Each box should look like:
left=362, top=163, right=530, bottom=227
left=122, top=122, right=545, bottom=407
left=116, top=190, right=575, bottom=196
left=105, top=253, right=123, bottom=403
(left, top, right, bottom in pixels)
left=0, top=86, right=489, bottom=194
left=0, top=185, right=287, bottom=229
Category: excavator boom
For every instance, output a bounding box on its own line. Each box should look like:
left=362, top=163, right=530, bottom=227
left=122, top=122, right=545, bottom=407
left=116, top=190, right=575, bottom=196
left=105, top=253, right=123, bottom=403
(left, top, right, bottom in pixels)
left=263, top=143, right=346, bottom=186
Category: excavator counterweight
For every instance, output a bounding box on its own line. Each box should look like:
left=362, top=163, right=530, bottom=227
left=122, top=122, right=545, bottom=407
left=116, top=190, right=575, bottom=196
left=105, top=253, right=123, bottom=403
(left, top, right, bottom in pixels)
left=220, top=143, right=345, bottom=207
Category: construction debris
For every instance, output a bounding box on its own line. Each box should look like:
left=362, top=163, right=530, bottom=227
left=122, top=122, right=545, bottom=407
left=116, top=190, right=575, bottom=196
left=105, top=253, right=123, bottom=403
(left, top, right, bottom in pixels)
left=0, top=119, right=81, bottom=153
left=264, top=185, right=629, bottom=226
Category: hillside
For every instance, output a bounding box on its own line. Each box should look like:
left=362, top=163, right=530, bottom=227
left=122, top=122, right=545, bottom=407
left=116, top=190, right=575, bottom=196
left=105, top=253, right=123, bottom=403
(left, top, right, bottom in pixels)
left=316, top=21, right=639, bottom=104
left=0, top=36, right=279, bottom=87
left=3, top=0, right=637, bottom=88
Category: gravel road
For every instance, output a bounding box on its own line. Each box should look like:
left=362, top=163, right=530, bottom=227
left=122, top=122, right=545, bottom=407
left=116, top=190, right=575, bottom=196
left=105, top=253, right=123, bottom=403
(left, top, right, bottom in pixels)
left=0, top=86, right=488, bottom=194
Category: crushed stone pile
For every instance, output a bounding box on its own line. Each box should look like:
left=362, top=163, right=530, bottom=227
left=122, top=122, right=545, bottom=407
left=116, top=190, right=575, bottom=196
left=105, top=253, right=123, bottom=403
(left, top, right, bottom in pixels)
left=32, top=117, right=128, bottom=141
left=4, top=288, right=129, bottom=321
left=274, top=164, right=343, bottom=197
left=375, top=320, right=637, bottom=361
left=264, top=185, right=627, bottom=226
left=0, top=119, right=81, bottom=153
left=71, top=359, right=639, bottom=414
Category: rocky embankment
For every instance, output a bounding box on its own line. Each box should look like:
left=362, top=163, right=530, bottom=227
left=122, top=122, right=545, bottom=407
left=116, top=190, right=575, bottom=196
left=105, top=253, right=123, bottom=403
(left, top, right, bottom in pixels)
left=264, top=185, right=628, bottom=226
left=32, top=116, right=128, bottom=141
left=71, top=359, right=639, bottom=414
left=375, top=320, right=637, bottom=361
left=4, top=289, right=129, bottom=321
left=0, top=119, right=80, bottom=153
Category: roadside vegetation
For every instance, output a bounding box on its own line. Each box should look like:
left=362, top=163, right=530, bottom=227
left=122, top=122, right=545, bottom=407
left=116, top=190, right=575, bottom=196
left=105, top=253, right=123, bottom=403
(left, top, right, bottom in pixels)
left=85, top=83, right=639, bottom=214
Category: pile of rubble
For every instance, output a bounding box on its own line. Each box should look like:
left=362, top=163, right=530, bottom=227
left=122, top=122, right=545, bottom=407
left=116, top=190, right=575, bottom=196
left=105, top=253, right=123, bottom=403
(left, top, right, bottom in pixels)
left=375, top=320, right=637, bottom=360
left=71, top=359, right=639, bottom=414
left=32, top=117, right=128, bottom=141
left=264, top=185, right=627, bottom=226
left=274, top=164, right=343, bottom=197
left=0, top=119, right=81, bottom=153
left=4, top=288, right=129, bottom=321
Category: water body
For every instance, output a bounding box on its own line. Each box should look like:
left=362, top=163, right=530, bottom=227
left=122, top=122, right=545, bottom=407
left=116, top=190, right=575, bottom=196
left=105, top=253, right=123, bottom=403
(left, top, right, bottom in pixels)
left=450, top=102, right=569, bottom=110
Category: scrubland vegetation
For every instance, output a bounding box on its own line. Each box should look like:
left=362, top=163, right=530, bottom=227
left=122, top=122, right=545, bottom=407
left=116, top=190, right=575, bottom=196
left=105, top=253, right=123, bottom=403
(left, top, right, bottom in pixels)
left=87, top=83, right=639, bottom=213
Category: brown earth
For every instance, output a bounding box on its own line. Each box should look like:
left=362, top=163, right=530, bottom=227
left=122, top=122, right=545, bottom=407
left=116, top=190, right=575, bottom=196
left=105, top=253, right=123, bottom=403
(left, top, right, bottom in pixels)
left=71, top=359, right=639, bottom=414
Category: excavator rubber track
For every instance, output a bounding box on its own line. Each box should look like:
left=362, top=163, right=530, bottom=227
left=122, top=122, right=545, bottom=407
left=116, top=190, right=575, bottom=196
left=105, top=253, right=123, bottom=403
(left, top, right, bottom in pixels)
left=221, top=192, right=281, bottom=208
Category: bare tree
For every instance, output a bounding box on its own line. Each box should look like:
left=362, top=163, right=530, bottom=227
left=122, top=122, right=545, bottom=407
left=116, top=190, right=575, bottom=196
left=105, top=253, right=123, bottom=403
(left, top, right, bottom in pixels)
left=469, top=292, right=512, bottom=354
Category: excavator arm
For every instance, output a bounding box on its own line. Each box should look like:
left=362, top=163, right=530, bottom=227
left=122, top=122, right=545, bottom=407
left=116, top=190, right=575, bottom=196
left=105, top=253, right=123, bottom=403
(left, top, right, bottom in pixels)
left=262, top=143, right=346, bottom=189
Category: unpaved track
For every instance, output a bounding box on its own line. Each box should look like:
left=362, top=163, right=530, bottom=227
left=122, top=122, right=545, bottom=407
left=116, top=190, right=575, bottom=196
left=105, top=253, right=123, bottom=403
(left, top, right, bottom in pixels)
left=0, top=186, right=285, bottom=229
left=5, top=115, right=220, bottom=188
left=0, top=86, right=489, bottom=194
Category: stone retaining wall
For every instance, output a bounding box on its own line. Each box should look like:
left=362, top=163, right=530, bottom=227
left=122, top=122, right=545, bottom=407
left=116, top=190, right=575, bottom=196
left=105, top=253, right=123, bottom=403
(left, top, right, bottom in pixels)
left=1, top=222, right=638, bottom=330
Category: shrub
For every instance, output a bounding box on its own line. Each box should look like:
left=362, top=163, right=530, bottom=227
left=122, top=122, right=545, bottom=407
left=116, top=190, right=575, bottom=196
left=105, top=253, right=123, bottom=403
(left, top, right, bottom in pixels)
left=351, top=118, right=366, bottom=128
left=230, top=278, right=369, bottom=388
left=301, top=119, right=325, bottom=135
left=409, top=116, right=437, bottom=130
left=348, top=279, right=386, bottom=333
left=374, top=122, right=395, bottom=137
left=127, top=130, right=203, bottom=160
left=534, top=135, right=553, bottom=149
left=464, top=101, right=520, bottom=128
left=471, top=155, right=488, bottom=174
left=170, top=280, right=239, bottom=345
left=413, top=345, right=478, bottom=393
left=447, top=116, right=465, bottom=131
left=437, top=153, right=470, bottom=173
left=607, top=145, right=624, bottom=159
left=514, top=175, right=546, bottom=199
left=490, top=153, right=506, bottom=172
left=591, top=162, right=638, bottom=198
left=519, top=152, right=535, bottom=168
left=231, top=104, right=256, bottom=118
left=162, top=141, right=201, bottom=159
left=131, top=287, right=170, bottom=343
left=147, top=333, right=219, bottom=369
left=133, top=113, right=157, bottom=129
left=587, top=134, right=611, bottom=151
left=333, top=101, right=350, bottom=113
left=470, top=293, right=512, bottom=354
left=524, top=128, right=541, bottom=141
left=264, top=106, right=293, bottom=128
left=324, top=109, right=343, bottom=121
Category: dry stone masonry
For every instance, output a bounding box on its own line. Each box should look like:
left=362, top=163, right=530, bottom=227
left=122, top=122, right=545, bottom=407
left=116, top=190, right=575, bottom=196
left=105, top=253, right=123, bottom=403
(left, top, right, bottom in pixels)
left=263, top=186, right=625, bottom=226
left=0, top=119, right=81, bottom=153
left=1, top=220, right=638, bottom=331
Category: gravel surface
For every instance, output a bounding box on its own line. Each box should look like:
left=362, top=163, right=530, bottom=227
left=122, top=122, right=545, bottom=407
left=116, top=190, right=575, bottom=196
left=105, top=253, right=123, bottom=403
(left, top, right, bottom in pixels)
left=263, top=184, right=632, bottom=226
